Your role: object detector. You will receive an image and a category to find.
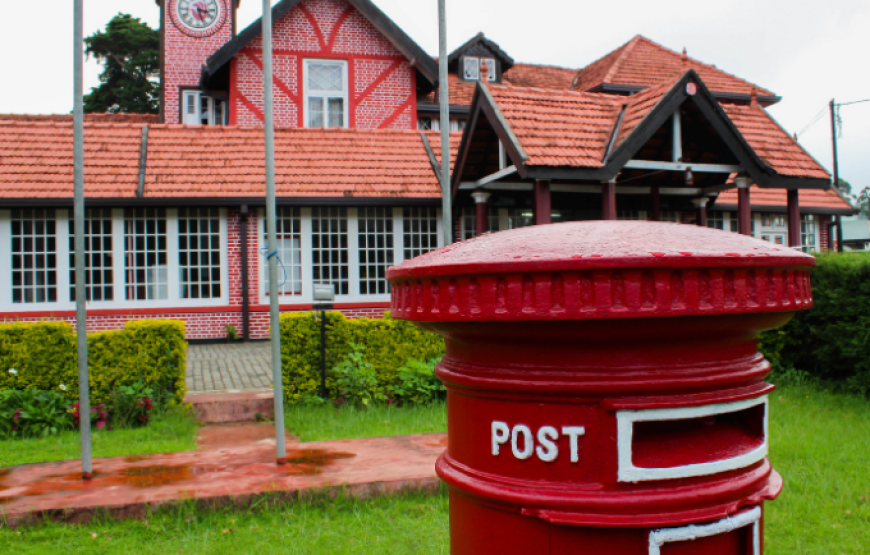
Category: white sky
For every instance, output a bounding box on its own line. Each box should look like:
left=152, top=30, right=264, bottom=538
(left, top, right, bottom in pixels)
left=1, top=0, right=867, bottom=194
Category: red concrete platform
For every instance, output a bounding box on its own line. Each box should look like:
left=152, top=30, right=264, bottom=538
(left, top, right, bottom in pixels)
left=0, top=424, right=446, bottom=526
left=185, top=390, right=275, bottom=423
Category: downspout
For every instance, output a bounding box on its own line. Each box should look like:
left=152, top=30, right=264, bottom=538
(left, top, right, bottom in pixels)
left=240, top=205, right=250, bottom=342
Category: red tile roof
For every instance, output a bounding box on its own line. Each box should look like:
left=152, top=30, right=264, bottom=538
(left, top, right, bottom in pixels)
left=613, top=78, right=677, bottom=151
left=716, top=185, right=852, bottom=212
left=0, top=113, right=160, bottom=124
left=0, top=122, right=460, bottom=200
left=422, top=130, right=462, bottom=173
left=720, top=103, right=829, bottom=180
left=487, top=84, right=623, bottom=167
left=0, top=122, right=143, bottom=199
left=574, top=36, right=775, bottom=98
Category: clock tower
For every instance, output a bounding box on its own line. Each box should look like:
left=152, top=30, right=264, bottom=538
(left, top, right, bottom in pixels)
left=158, top=0, right=238, bottom=124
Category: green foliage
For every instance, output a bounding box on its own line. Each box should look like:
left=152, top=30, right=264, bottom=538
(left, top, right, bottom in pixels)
left=0, top=320, right=187, bottom=404
left=225, top=325, right=240, bottom=341
left=758, top=253, right=870, bottom=394
left=855, top=187, right=870, bottom=218
left=107, top=381, right=155, bottom=429
left=281, top=312, right=444, bottom=403
left=0, top=388, right=74, bottom=439
left=389, top=358, right=445, bottom=405
left=84, top=13, right=160, bottom=114
left=332, top=343, right=385, bottom=407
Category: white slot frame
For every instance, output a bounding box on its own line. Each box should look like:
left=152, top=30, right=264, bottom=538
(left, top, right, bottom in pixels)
left=617, top=395, right=769, bottom=483
left=648, top=506, right=761, bottom=555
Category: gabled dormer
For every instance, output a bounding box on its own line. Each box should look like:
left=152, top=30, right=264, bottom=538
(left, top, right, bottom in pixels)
left=447, top=32, right=514, bottom=84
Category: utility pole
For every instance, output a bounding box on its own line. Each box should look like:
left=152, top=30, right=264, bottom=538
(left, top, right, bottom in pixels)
left=830, top=99, right=844, bottom=252
left=73, top=0, right=92, bottom=481
left=438, top=0, right=452, bottom=246
left=262, top=0, right=286, bottom=464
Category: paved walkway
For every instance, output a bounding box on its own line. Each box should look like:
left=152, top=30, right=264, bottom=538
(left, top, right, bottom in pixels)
left=186, top=342, right=273, bottom=393
left=0, top=424, right=445, bottom=525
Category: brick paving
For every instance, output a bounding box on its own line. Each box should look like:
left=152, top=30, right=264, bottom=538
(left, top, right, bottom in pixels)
left=186, top=342, right=273, bottom=393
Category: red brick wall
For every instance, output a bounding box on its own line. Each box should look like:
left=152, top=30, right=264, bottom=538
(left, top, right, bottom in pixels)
left=231, top=0, right=415, bottom=129
left=163, top=0, right=235, bottom=124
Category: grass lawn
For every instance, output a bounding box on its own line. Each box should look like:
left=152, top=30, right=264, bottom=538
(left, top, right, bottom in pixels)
left=3, top=387, right=869, bottom=554
left=284, top=401, right=447, bottom=442
left=0, top=408, right=199, bottom=468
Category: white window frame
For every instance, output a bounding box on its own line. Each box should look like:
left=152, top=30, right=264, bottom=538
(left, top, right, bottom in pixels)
left=0, top=208, right=229, bottom=312
left=616, top=395, right=769, bottom=483
left=258, top=207, right=442, bottom=306
left=303, top=59, right=349, bottom=129
left=648, top=506, right=761, bottom=555
left=181, top=90, right=227, bottom=125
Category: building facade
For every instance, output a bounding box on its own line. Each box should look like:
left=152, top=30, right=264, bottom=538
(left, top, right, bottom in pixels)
left=0, top=0, right=852, bottom=339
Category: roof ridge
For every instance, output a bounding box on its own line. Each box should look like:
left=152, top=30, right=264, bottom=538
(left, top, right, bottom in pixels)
left=603, top=35, right=642, bottom=84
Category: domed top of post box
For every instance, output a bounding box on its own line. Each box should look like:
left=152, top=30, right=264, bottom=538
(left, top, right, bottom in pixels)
left=387, top=221, right=816, bottom=321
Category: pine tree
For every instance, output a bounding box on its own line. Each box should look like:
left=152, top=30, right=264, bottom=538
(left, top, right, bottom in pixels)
left=84, top=14, right=160, bottom=114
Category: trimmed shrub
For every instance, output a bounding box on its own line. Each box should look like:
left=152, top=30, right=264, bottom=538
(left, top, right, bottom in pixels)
left=759, top=253, right=870, bottom=394
left=281, top=312, right=444, bottom=402
left=0, top=320, right=187, bottom=403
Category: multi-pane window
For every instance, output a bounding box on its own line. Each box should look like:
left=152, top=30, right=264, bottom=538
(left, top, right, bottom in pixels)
left=660, top=211, right=682, bottom=223
left=181, top=91, right=227, bottom=125
left=463, top=57, right=497, bottom=81
left=306, top=61, right=347, bottom=129
left=178, top=208, right=221, bottom=299
left=403, top=207, right=438, bottom=259
left=418, top=117, right=433, bottom=131
left=69, top=208, right=113, bottom=302
left=358, top=208, right=394, bottom=295
left=618, top=210, right=646, bottom=220
left=311, top=207, right=349, bottom=295
left=462, top=207, right=499, bottom=240
left=506, top=208, right=533, bottom=230
left=264, top=207, right=303, bottom=296
left=801, top=215, right=817, bottom=253
left=124, top=208, right=168, bottom=301
left=11, top=209, right=57, bottom=304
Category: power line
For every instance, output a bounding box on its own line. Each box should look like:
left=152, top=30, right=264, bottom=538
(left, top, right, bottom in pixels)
left=797, top=107, right=827, bottom=138
left=837, top=98, right=870, bottom=107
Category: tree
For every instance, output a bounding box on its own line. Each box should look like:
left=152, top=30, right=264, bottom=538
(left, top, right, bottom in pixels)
left=84, top=14, right=159, bottom=114
left=837, top=178, right=852, bottom=196
left=855, top=187, right=870, bottom=218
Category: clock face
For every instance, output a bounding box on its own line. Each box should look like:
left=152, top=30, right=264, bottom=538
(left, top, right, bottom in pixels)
left=171, top=0, right=227, bottom=38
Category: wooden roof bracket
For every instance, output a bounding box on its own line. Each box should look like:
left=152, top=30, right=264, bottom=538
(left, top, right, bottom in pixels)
left=420, top=132, right=442, bottom=183
left=136, top=125, right=149, bottom=199
left=603, top=103, right=627, bottom=162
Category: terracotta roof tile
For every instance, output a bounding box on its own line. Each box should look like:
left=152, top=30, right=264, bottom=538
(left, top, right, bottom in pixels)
left=0, top=123, right=457, bottom=200
left=0, top=113, right=159, bottom=124
left=422, top=130, right=462, bottom=174
left=721, top=103, right=830, bottom=180
left=716, top=185, right=852, bottom=212
left=613, top=78, right=678, bottom=150
left=575, top=36, right=775, bottom=98
left=487, top=84, right=623, bottom=168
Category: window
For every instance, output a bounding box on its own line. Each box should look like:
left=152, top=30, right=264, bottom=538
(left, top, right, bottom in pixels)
left=358, top=208, right=394, bottom=295
left=463, top=56, right=497, bottom=81
left=69, top=208, right=113, bottom=302
left=124, top=208, right=168, bottom=301
left=418, top=117, right=433, bottom=131
left=178, top=208, right=221, bottom=299
left=506, top=208, right=533, bottom=230
left=761, top=214, right=786, bottom=228
left=462, top=207, right=499, bottom=240
left=311, top=207, right=349, bottom=295
left=305, top=60, right=347, bottom=129
left=181, top=90, right=227, bottom=125
left=403, top=207, right=439, bottom=259
left=11, top=209, right=57, bottom=303
left=618, top=211, right=647, bottom=221
left=660, top=211, right=682, bottom=223
left=801, top=215, right=817, bottom=253
left=263, top=207, right=303, bottom=296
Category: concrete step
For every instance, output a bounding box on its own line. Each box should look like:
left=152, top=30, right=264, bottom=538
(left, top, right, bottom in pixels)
left=184, top=389, right=275, bottom=423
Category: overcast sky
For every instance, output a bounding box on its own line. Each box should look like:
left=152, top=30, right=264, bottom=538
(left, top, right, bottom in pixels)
left=2, top=0, right=867, bottom=195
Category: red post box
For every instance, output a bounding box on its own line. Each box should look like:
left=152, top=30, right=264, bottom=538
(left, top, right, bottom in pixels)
left=387, top=221, right=815, bottom=555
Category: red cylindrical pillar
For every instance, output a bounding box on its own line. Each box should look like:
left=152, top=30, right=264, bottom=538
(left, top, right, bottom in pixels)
left=472, top=190, right=492, bottom=237
left=787, top=189, right=801, bottom=248
left=693, top=197, right=709, bottom=227
left=650, top=186, right=661, bottom=221
left=388, top=221, right=815, bottom=555
left=534, top=180, right=551, bottom=225
left=602, top=180, right=617, bottom=220
left=735, top=176, right=752, bottom=236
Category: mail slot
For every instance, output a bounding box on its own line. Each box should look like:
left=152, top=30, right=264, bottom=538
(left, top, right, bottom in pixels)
left=387, top=221, right=815, bottom=555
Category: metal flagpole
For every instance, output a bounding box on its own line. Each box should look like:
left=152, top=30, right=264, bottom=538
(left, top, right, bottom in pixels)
left=73, top=0, right=92, bottom=480
left=438, top=0, right=452, bottom=246
left=262, top=0, right=286, bottom=464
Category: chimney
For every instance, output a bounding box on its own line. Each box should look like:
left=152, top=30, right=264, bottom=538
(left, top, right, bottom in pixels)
left=682, top=47, right=688, bottom=69
left=750, top=85, right=759, bottom=109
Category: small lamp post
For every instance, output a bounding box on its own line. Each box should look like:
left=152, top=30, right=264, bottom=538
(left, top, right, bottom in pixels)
left=313, top=284, right=335, bottom=399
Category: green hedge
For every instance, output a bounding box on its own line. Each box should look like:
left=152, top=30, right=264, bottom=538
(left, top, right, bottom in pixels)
left=759, top=253, right=870, bottom=394
left=281, top=312, right=444, bottom=402
left=0, top=320, right=187, bottom=403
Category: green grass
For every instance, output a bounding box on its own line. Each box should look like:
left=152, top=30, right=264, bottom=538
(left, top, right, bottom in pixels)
left=284, top=401, right=446, bottom=442
left=1, top=408, right=199, bottom=468
left=765, top=385, right=870, bottom=554
left=0, top=490, right=450, bottom=555
left=4, top=388, right=870, bottom=554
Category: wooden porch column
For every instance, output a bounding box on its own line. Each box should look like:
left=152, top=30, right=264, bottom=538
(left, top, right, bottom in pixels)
left=735, top=176, right=752, bottom=236
left=787, top=189, right=801, bottom=248
left=602, top=180, right=617, bottom=220
left=534, top=180, right=551, bottom=225
left=822, top=216, right=835, bottom=252
left=692, top=198, right=709, bottom=227
left=471, top=190, right=491, bottom=236
left=650, top=186, right=661, bottom=221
